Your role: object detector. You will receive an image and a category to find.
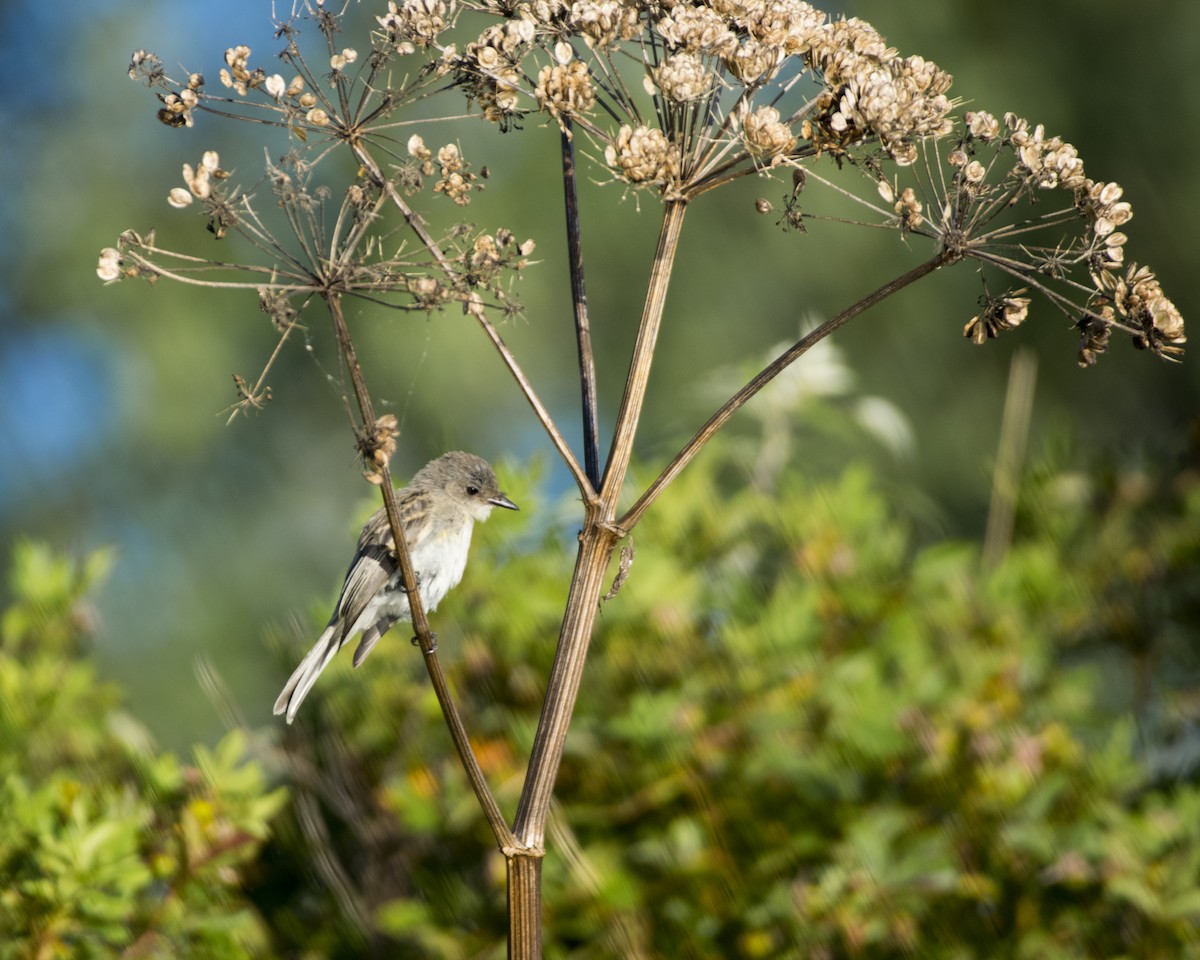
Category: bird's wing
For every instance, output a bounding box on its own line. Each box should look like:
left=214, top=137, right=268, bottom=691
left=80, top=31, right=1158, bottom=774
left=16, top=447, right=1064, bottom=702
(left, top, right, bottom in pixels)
left=332, top=489, right=432, bottom=629
left=333, top=540, right=397, bottom=631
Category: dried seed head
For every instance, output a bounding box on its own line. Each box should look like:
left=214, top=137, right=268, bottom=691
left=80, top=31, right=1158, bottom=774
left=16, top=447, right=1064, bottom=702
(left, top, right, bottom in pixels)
left=535, top=60, right=596, bottom=118
left=378, top=0, right=451, bottom=48
left=741, top=105, right=797, bottom=160
left=96, top=247, right=123, bottom=282
left=963, top=290, right=1031, bottom=343
left=1075, top=310, right=1112, bottom=367
left=568, top=0, right=641, bottom=48
left=653, top=51, right=711, bottom=103
left=604, top=125, right=680, bottom=186
left=330, top=48, right=358, bottom=71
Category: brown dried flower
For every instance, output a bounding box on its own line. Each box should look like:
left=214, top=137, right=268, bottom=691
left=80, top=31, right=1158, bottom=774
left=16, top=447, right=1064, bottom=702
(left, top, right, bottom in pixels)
left=963, top=290, right=1031, bottom=344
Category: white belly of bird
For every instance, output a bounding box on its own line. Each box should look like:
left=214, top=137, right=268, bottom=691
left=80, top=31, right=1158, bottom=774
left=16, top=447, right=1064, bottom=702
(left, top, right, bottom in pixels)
left=408, top=520, right=473, bottom=611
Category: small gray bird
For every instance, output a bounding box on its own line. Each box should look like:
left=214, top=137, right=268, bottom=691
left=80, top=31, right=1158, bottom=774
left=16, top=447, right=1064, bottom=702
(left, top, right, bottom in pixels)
left=274, top=451, right=518, bottom=723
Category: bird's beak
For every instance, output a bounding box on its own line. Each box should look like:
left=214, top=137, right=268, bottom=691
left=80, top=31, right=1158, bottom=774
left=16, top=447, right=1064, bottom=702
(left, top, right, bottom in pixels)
left=490, top=493, right=519, bottom=511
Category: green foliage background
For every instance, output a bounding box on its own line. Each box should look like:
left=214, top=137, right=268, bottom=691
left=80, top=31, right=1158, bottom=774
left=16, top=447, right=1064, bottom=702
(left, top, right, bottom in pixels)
left=0, top=542, right=285, bottom=957
left=6, top=428, right=1200, bottom=956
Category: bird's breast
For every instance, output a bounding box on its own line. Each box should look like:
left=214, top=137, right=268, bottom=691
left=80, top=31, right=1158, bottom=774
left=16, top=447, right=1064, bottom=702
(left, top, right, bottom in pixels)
left=409, top=519, right=473, bottom=611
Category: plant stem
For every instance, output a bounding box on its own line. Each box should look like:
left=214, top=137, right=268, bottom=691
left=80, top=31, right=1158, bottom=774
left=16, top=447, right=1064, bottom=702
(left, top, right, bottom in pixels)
left=562, top=124, right=602, bottom=489
left=507, top=855, right=543, bottom=960
left=507, top=202, right=691, bottom=956
left=600, top=200, right=689, bottom=505
left=983, top=346, right=1037, bottom=569
left=511, top=524, right=617, bottom=847
left=515, top=202, right=688, bottom=842
left=326, top=292, right=514, bottom=848
left=619, top=249, right=957, bottom=531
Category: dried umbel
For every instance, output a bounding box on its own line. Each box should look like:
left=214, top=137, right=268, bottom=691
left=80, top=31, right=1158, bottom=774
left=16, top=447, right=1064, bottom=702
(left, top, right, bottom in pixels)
left=741, top=105, right=797, bottom=161
left=604, top=125, right=681, bottom=188
left=795, top=107, right=1187, bottom=364
left=107, top=2, right=1182, bottom=379
left=377, top=0, right=454, bottom=49
left=652, top=51, right=712, bottom=103
left=166, top=150, right=227, bottom=208
left=359, top=414, right=400, bottom=484
left=441, top=2, right=954, bottom=198
left=1095, top=264, right=1185, bottom=360
left=567, top=0, right=641, bottom=48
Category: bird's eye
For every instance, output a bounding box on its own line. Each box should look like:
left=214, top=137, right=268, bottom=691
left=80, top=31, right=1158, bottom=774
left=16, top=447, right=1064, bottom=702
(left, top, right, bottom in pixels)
left=466, top=484, right=480, bottom=496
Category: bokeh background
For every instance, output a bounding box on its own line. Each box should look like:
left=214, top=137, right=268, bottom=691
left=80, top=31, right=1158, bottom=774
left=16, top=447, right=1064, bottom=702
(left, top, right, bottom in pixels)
left=1, top=0, right=1196, bottom=751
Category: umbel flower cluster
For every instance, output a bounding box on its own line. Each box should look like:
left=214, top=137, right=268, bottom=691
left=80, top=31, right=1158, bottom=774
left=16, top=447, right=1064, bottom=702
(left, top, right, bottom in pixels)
left=870, top=110, right=1185, bottom=365
left=100, top=1, right=1182, bottom=369
left=446, top=0, right=955, bottom=192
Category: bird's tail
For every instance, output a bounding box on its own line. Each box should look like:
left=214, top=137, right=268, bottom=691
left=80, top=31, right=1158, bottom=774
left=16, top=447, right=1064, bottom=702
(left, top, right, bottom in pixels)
left=273, top=622, right=345, bottom=724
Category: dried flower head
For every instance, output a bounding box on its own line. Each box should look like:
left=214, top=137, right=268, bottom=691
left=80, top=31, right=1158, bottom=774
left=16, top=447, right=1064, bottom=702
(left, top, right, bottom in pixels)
left=741, top=105, right=797, bottom=162
left=604, top=125, right=680, bottom=187
left=432, top=2, right=959, bottom=206
left=1075, top=311, right=1113, bottom=368
left=656, top=4, right=737, bottom=56
left=568, top=0, right=641, bottom=48
left=96, top=247, right=124, bottom=282
left=103, top=0, right=1181, bottom=428
left=653, top=52, right=711, bottom=103
left=359, top=413, right=400, bottom=482
left=1095, top=263, right=1185, bottom=359
left=157, top=87, right=199, bottom=128
left=893, top=186, right=923, bottom=229
left=377, top=0, right=452, bottom=49
left=432, top=142, right=482, bottom=204
left=220, top=45, right=261, bottom=96
left=330, top=48, right=358, bottom=71
left=535, top=59, right=596, bottom=119
left=792, top=103, right=1187, bottom=364
left=168, top=150, right=226, bottom=208
left=963, top=290, right=1031, bottom=344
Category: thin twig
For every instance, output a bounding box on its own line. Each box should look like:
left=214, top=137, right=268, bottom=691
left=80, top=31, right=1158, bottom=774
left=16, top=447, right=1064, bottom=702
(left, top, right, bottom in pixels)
left=618, top=249, right=958, bottom=531
left=325, top=292, right=514, bottom=848
left=561, top=124, right=602, bottom=489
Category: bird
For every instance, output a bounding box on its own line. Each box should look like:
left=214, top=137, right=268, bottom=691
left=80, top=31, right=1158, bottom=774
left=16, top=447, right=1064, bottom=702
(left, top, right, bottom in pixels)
left=274, top=451, right=518, bottom=724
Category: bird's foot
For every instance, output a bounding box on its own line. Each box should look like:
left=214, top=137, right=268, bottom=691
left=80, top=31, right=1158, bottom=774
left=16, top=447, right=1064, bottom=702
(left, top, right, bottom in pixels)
left=411, top=631, right=439, bottom=653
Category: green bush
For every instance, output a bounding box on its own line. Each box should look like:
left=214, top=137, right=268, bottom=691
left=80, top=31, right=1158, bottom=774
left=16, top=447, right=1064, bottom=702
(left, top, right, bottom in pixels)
left=0, top=542, right=286, bottom=959
left=5, top=435, right=1199, bottom=957
left=263, top=441, right=1200, bottom=958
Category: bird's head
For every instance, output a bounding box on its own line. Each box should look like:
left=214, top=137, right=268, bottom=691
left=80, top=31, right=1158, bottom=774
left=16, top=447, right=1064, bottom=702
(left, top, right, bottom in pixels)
left=417, top=451, right=519, bottom=521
